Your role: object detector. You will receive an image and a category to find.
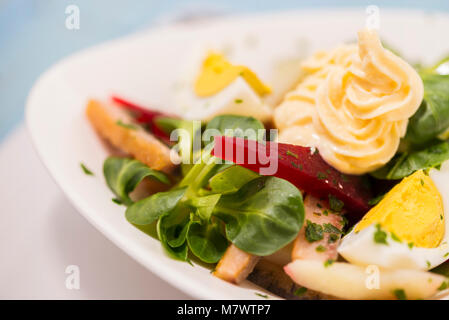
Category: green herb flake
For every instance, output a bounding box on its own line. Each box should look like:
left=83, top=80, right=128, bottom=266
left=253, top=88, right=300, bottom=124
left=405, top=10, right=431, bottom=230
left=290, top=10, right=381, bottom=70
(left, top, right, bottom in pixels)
left=393, top=289, right=407, bottom=300
left=298, top=164, right=303, bottom=170
left=294, top=287, right=308, bottom=297
left=317, top=172, right=327, bottom=180
left=305, top=220, right=324, bottom=243
left=328, top=234, right=339, bottom=244
left=373, top=224, right=388, bottom=245
left=316, top=203, right=323, bottom=208
left=290, top=161, right=299, bottom=169
left=341, top=174, right=349, bottom=182
left=391, top=232, right=402, bottom=243
left=80, top=163, right=94, bottom=176
left=116, top=120, right=138, bottom=130
left=426, top=261, right=432, bottom=268
left=328, top=194, right=344, bottom=212
left=322, top=210, right=329, bottom=216
left=316, top=245, right=327, bottom=252
left=112, top=198, right=123, bottom=205
left=286, top=150, right=299, bottom=159
left=235, top=99, right=243, bottom=104
left=438, top=281, right=449, bottom=291
left=441, top=214, right=444, bottom=221
left=324, top=259, right=334, bottom=268
left=444, top=252, right=449, bottom=258
left=408, top=242, right=414, bottom=249
left=420, top=179, right=425, bottom=186
left=255, top=292, right=269, bottom=299
left=323, top=223, right=343, bottom=235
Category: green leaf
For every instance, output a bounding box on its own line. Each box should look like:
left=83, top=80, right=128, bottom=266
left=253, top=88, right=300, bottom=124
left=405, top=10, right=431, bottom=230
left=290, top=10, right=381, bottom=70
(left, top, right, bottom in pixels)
left=371, top=141, right=449, bottom=180
left=125, top=187, right=187, bottom=225
left=392, top=288, right=407, bottom=300
left=157, top=215, right=189, bottom=262
left=188, top=194, right=221, bottom=221
left=405, top=73, right=449, bottom=145
left=209, top=165, right=259, bottom=194
left=213, top=176, right=304, bottom=256
left=103, top=157, right=170, bottom=205
left=187, top=220, right=228, bottom=263
left=158, top=205, right=191, bottom=248
left=328, top=194, right=344, bottom=212
left=204, top=114, right=265, bottom=146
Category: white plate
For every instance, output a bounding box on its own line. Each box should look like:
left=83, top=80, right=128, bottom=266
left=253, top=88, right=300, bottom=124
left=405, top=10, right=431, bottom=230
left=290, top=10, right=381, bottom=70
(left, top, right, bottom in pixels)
left=26, top=9, right=449, bottom=300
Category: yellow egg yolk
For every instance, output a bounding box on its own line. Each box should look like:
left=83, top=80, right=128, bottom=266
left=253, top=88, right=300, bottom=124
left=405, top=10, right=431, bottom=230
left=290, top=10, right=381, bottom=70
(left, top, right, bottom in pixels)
left=194, top=52, right=271, bottom=97
left=355, top=170, right=444, bottom=248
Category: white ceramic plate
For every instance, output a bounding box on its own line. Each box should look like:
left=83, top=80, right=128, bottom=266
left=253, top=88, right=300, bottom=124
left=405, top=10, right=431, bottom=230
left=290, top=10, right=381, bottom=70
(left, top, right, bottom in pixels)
left=26, top=9, right=449, bottom=300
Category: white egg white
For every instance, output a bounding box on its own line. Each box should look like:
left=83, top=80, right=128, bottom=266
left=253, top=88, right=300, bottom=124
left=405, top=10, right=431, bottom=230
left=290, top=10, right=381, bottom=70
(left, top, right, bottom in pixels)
left=338, top=161, right=449, bottom=271
left=175, top=76, right=273, bottom=122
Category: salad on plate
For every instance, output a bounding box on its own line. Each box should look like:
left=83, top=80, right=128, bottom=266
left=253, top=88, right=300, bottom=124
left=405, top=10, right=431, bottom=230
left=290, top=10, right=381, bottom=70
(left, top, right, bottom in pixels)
left=84, top=28, right=449, bottom=300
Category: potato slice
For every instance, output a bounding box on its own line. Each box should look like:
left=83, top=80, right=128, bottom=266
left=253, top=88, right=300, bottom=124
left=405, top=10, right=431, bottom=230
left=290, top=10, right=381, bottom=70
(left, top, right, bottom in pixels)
left=284, top=260, right=447, bottom=300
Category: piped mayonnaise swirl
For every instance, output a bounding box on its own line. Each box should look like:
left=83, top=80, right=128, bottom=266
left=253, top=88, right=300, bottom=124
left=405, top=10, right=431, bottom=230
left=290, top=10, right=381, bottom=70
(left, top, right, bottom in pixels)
left=274, top=29, right=424, bottom=175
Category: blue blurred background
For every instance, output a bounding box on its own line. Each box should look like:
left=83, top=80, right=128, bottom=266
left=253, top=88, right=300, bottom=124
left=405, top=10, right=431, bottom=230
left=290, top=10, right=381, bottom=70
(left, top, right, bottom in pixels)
left=1, top=0, right=448, bottom=140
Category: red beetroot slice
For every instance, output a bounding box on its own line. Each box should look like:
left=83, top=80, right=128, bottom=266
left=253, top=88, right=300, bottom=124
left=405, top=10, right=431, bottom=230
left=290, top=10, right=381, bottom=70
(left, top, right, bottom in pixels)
left=111, top=95, right=177, bottom=143
left=212, top=136, right=372, bottom=216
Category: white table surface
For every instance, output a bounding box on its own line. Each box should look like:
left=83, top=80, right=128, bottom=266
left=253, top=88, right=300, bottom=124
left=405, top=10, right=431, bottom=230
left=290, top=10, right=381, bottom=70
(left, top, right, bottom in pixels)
left=0, top=124, right=191, bottom=299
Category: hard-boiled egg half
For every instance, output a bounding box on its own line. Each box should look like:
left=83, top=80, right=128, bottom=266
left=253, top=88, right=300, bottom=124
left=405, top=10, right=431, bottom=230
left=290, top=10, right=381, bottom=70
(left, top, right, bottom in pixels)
left=338, top=162, right=449, bottom=270
left=174, top=51, right=273, bottom=122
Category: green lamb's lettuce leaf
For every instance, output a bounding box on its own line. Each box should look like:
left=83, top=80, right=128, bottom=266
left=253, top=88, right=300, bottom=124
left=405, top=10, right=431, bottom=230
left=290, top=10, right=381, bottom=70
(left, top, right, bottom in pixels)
left=157, top=214, right=189, bottom=261
left=103, top=157, right=170, bottom=205
left=213, top=176, right=304, bottom=256
left=187, top=220, right=228, bottom=263
left=203, top=114, right=265, bottom=146
left=405, top=73, right=449, bottom=146
left=371, top=141, right=449, bottom=180
left=125, top=187, right=187, bottom=225
left=209, top=165, right=259, bottom=195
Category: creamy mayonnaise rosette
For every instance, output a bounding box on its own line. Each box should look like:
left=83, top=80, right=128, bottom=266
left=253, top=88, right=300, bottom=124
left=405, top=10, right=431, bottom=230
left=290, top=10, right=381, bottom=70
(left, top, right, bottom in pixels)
left=274, top=29, right=424, bottom=175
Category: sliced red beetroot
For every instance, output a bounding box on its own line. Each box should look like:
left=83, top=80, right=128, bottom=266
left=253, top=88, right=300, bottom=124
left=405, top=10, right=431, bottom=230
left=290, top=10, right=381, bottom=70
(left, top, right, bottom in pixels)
left=111, top=95, right=177, bottom=144
left=212, top=136, right=372, bottom=217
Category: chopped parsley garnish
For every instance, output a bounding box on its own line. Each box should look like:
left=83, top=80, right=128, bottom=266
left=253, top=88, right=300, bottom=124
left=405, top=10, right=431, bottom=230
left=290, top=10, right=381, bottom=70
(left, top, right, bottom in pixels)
left=290, top=161, right=299, bottom=169
left=420, top=179, right=425, bottom=186
left=112, top=198, right=123, bottom=205
left=340, top=174, right=349, bottom=182
left=316, top=203, right=322, bottom=208
left=298, top=163, right=303, bottom=170
left=317, top=172, right=327, bottom=180
left=444, top=252, right=449, bottom=258
left=255, top=293, right=269, bottom=299
left=373, top=224, right=388, bottom=245
left=441, top=214, right=444, bottom=221
left=408, top=242, right=414, bottom=249
left=316, top=245, right=327, bottom=252
left=323, top=223, right=343, bottom=234
left=235, top=99, right=243, bottom=104
left=324, top=259, right=334, bottom=268
left=390, top=232, right=402, bottom=242
left=393, top=289, right=407, bottom=300
left=426, top=261, right=432, bottom=268
left=322, top=210, right=329, bottom=216
left=116, top=120, right=138, bottom=130
left=328, top=234, right=339, bottom=244
left=368, top=194, right=384, bottom=206
left=294, top=287, right=308, bottom=297
left=438, top=281, right=449, bottom=291
left=286, top=150, right=299, bottom=159
left=328, top=194, right=344, bottom=212
left=305, top=220, right=324, bottom=243
left=80, top=163, right=94, bottom=176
